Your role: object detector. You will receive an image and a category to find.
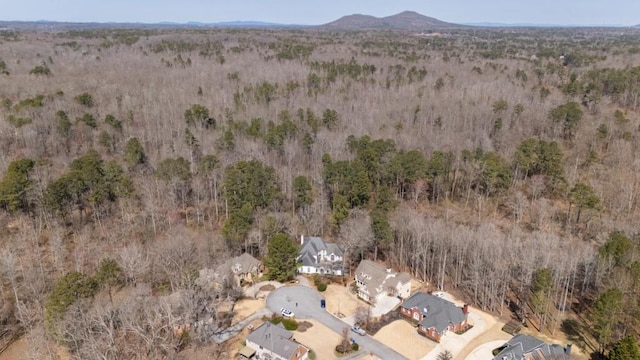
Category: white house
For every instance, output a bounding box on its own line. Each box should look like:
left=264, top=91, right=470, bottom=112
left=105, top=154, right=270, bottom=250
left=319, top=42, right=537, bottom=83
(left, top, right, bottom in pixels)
left=354, top=260, right=412, bottom=304
left=297, top=236, right=344, bottom=276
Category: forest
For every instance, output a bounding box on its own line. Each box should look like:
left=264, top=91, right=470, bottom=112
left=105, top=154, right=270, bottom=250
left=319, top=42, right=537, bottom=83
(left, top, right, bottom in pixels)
left=1, top=25, right=640, bottom=359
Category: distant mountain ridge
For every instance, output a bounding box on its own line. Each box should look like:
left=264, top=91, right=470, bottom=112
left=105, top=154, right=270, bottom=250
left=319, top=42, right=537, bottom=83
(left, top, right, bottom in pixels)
left=320, top=11, right=462, bottom=30
left=0, top=20, right=306, bottom=31
left=1, top=12, right=637, bottom=31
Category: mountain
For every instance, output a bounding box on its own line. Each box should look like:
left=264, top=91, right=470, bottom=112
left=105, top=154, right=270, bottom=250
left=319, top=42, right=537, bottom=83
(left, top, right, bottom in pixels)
left=211, top=21, right=303, bottom=28
left=321, top=11, right=461, bottom=30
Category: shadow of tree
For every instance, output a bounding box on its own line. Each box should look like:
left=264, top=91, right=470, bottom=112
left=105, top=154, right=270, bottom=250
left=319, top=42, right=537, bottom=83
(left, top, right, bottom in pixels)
left=561, top=318, right=598, bottom=356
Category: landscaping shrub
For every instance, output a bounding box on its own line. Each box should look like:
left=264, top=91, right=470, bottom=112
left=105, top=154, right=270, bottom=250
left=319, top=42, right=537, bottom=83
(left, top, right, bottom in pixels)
left=352, top=343, right=359, bottom=351
left=282, top=318, right=298, bottom=330
left=268, top=316, right=298, bottom=330
left=313, top=274, right=327, bottom=292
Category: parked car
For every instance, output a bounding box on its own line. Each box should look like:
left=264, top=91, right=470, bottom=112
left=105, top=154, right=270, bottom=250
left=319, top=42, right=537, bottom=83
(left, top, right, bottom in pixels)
left=320, top=299, right=326, bottom=308
left=280, top=308, right=294, bottom=318
left=351, top=325, right=366, bottom=336
left=434, top=291, right=445, bottom=298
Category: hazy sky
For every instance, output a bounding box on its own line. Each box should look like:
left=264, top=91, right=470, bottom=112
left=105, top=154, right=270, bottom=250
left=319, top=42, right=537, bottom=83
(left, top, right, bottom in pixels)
left=3, top=0, right=639, bottom=26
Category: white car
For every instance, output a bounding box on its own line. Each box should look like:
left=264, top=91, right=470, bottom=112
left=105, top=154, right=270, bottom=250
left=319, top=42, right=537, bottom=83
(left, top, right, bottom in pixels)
left=280, top=308, right=294, bottom=318
left=434, top=291, right=445, bottom=298
left=351, top=325, right=366, bottom=336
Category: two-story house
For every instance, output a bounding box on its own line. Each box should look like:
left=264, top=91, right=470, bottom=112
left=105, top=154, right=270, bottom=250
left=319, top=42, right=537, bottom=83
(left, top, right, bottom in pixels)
left=228, top=252, right=262, bottom=286
left=297, top=236, right=344, bottom=276
left=354, top=260, right=411, bottom=304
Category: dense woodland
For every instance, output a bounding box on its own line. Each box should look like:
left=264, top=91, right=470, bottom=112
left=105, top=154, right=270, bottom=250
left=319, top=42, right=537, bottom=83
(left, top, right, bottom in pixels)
left=1, top=25, right=640, bottom=359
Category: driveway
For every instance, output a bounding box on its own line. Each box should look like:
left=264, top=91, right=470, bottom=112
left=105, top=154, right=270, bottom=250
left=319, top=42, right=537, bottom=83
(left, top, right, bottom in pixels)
left=419, top=309, right=490, bottom=360
left=465, top=340, right=505, bottom=360
left=267, top=285, right=408, bottom=360
left=372, top=295, right=400, bottom=316
left=243, top=280, right=284, bottom=298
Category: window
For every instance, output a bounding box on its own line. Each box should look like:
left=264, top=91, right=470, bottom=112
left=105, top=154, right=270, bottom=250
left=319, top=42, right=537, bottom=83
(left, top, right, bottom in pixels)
left=413, top=312, right=420, bottom=321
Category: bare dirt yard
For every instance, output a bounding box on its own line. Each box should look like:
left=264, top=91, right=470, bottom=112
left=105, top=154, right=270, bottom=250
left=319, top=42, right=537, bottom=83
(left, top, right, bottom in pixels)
left=232, top=298, right=265, bottom=324
left=0, top=332, right=70, bottom=360
left=323, top=284, right=360, bottom=317
left=294, top=319, right=342, bottom=360
left=373, top=320, right=434, bottom=360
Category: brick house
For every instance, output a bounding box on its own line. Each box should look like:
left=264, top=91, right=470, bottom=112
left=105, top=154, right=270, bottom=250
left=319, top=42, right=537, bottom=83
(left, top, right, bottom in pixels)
left=400, top=292, right=469, bottom=342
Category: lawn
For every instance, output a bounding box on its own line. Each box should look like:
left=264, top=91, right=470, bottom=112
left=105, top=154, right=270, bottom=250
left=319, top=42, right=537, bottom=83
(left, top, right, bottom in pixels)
left=294, top=319, right=342, bottom=360
left=323, top=283, right=361, bottom=317
left=373, top=320, right=434, bottom=360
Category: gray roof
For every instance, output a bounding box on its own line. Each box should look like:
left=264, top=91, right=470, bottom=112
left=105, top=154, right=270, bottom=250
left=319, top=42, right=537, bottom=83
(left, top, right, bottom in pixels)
left=355, top=260, right=389, bottom=296
left=401, top=292, right=467, bottom=333
left=229, top=253, right=261, bottom=274
left=492, top=334, right=567, bottom=360
left=247, top=322, right=305, bottom=359
left=355, top=260, right=410, bottom=297
left=386, top=272, right=411, bottom=288
left=298, top=236, right=344, bottom=267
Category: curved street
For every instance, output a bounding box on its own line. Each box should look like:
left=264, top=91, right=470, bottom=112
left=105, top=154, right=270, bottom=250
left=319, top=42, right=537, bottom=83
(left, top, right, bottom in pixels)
left=266, top=285, right=408, bottom=360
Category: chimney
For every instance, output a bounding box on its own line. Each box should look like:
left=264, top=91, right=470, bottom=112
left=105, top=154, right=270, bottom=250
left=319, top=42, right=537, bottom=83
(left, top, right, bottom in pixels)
left=463, top=304, right=469, bottom=314
left=301, top=235, right=304, bottom=245
left=565, top=343, right=572, bottom=355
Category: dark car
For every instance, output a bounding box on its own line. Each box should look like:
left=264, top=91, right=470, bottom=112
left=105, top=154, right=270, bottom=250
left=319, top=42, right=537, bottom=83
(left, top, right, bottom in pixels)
left=320, top=299, right=326, bottom=308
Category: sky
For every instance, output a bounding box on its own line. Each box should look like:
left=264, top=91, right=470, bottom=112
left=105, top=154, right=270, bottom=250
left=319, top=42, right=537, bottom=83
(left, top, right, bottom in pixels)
left=2, top=0, right=639, bottom=26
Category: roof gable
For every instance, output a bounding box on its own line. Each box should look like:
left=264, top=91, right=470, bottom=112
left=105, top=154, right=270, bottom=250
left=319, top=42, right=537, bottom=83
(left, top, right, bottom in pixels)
left=402, top=292, right=466, bottom=333
left=299, top=236, right=344, bottom=261
left=493, top=334, right=567, bottom=360
left=247, top=322, right=302, bottom=358
left=229, top=252, right=261, bottom=274
left=355, top=260, right=388, bottom=288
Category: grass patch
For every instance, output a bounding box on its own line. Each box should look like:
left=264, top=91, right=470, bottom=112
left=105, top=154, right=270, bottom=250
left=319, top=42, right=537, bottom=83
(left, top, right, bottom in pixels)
left=267, top=315, right=298, bottom=330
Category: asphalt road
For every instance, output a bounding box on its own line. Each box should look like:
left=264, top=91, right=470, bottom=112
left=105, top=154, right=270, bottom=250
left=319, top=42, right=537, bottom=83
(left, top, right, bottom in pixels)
left=266, top=285, right=408, bottom=360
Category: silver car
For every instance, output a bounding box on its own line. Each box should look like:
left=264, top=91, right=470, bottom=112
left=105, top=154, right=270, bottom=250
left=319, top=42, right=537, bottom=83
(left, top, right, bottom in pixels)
left=351, top=325, right=366, bottom=336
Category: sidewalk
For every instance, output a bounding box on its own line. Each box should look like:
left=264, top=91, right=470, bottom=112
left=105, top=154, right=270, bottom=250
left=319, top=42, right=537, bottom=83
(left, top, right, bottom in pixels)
left=212, top=308, right=269, bottom=344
